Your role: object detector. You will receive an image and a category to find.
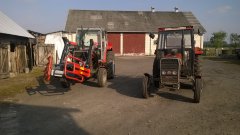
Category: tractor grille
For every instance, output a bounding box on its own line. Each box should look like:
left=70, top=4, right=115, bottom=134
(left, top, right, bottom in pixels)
left=161, top=76, right=178, bottom=83
left=161, top=58, right=179, bottom=83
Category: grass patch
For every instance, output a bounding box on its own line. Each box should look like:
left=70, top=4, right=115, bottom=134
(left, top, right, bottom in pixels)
left=202, top=56, right=240, bottom=65
left=0, top=67, right=44, bottom=101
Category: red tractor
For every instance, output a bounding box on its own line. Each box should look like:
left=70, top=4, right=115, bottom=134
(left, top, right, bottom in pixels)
left=143, top=26, right=203, bottom=103
left=44, top=28, right=115, bottom=88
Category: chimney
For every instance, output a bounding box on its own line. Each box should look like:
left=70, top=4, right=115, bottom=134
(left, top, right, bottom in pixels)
left=174, top=7, right=179, bottom=12
left=151, top=7, right=155, bottom=12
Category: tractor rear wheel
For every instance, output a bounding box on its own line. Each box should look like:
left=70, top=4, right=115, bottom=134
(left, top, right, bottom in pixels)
left=193, top=78, right=202, bottom=103
left=97, top=68, right=107, bottom=87
left=153, top=57, right=160, bottom=88
left=106, top=51, right=115, bottom=79
left=193, top=55, right=202, bottom=103
left=143, top=75, right=150, bottom=98
left=194, top=55, right=201, bottom=77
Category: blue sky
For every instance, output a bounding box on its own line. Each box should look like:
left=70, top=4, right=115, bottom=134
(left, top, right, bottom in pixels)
left=0, top=0, right=239, bottom=41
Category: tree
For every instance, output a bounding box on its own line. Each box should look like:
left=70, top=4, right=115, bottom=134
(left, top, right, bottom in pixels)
left=210, top=31, right=227, bottom=48
left=230, top=33, right=240, bottom=48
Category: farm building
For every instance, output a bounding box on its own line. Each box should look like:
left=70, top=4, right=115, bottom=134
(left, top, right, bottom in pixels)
left=65, top=9, right=206, bottom=56
left=0, top=11, right=34, bottom=79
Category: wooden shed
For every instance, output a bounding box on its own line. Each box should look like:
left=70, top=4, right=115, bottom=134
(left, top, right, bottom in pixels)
left=0, top=11, right=34, bottom=79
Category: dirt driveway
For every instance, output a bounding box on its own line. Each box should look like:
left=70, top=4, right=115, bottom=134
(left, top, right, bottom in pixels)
left=0, top=56, right=240, bottom=135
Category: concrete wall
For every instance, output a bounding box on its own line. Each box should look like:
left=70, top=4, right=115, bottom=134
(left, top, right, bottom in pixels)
left=64, top=33, right=76, bottom=42
left=194, top=34, right=204, bottom=49
left=145, top=33, right=158, bottom=55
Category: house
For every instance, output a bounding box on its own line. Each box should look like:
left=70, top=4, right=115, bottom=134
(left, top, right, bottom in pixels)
left=65, top=10, right=206, bottom=56
left=0, top=11, right=34, bottom=79
left=44, top=31, right=75, bottom=64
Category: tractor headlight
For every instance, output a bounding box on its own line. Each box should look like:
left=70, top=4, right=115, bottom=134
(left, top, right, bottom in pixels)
left=162, top=71, right=166, bottom=75
left=172, top=71, right=177, bottom=75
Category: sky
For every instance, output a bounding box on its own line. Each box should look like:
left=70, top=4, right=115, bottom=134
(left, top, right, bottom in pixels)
left=0, top=0, right=240, bottom=41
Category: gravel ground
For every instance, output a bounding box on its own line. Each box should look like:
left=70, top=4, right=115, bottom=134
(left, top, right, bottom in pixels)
left=0, top=56, right=240, bottom=135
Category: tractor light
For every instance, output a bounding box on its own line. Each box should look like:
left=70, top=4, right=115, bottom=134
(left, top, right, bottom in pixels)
left=162, top=71, right=166, bottom=75
left=167, top=71, right=172, bottom=75
left=80, top=67, right=84, bottom=71
left=172, top=71, right=177, bottom=75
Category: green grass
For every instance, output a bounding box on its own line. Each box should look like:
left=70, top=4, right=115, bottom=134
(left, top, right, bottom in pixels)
left=0, top=67, right=44, bottom=101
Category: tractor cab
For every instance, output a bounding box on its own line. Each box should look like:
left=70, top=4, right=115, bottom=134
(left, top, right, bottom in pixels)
left=155, top=26, right=195, bottom=73
left=76, top=28, right=107, bottom=62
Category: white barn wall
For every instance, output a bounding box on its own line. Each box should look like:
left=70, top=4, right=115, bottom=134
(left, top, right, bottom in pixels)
left=63, top=33, right=76, bottom=42
left=194, top=34, right=204, bottom=49
left=145, top=33, right=158, bottom=55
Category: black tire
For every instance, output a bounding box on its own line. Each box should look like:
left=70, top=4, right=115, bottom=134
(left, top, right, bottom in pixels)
left=143, top=75, right=150, bottom=98
left=193, top=78, right=202, bottom=103
left=97, top=68, right=107, bottom=87
left=194, top=55, right=201, bottom=77
left=153, top=57, right=160, bottom=88
left=106, top=51, right=115, bottom=79
left=61, top=78, right=70, bottom=88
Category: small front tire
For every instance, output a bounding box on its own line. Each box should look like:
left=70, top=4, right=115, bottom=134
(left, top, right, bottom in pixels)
left=61, top=78, right=70, bottom=88
left=97, top=68, right=107, bottom=87
left=143, top=75, right=150, bottom=98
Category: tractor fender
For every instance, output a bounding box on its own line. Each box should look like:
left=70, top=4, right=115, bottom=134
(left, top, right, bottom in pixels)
left=107, top=42, right=113, bottom=51
left=195, top=47, right=203, bottom=55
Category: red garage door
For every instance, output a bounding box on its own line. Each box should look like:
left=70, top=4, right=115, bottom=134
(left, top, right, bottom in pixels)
left=107, top=33, right=120, bottom=54
left=123, top=33, right=145, bottom=54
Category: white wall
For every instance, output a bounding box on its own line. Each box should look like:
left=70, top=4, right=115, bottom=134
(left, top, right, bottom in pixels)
left=145, top=33, right=158, bottom=55
left=63, top=33, right=76, bottom=42
left=194, top=34, right=204, bottom=49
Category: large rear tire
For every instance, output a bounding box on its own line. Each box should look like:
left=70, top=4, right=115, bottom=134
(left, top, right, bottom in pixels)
left=193, top=78, right=202, bottom=103
left=106, top=51, right=115, bottom=79
left=97, top=68, right=107, bottom=87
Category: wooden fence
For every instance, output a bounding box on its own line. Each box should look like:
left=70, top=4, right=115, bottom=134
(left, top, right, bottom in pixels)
left=0, top=44, right=9, bottom=79
left=0, top=43, right=28, bottom=79
left=10, top=45, right=27, bottom=73
left=35, top=44, right=55, bottom=66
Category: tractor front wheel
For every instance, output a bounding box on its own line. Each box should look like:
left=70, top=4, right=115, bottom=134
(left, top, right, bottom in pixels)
left=97, top=68, right=107, bottom=87
left=193, top=78, right=202, bottom=103
left=142, top=75, right=150, bottom=98
left=61, top=78, right=70, bottom=88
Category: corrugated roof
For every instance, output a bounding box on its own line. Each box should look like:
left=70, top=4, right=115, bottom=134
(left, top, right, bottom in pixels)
left=65, top=10, right=206, bottom=34
left=182, top=12, right=206, bottom=34
left=0, top=11, right=34, bottom=38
